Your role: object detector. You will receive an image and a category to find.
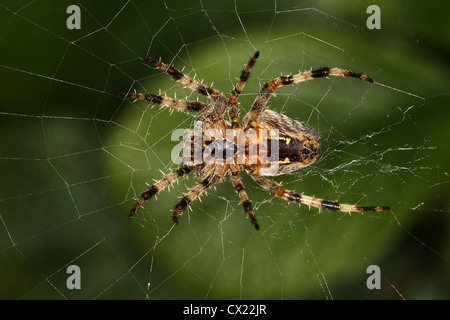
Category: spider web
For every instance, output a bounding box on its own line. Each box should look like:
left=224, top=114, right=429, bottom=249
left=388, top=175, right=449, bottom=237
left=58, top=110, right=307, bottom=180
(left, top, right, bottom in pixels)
left=1, top=0, right=449, bottom=301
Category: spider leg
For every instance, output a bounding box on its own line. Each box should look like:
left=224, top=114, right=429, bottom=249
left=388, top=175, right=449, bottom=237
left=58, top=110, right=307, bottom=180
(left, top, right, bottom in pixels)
left=250, top=172, right=390, bottom=213
left=120, top=91, right=208, bottom=113
left=245, top=67, right=374, bottom=125
left=172, top=174, right=222, bottom=226
left=229, top=169, right=259, bottom=230
left=228, top=51, right=260, bottom=128
left=129, top=165, right=195, bottom=219
left=146, top=57, right=227, bottom=102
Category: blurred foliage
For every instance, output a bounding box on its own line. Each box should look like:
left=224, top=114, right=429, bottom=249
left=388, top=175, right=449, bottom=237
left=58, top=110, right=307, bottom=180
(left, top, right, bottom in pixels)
left=0, top=0, right=449, bottom=299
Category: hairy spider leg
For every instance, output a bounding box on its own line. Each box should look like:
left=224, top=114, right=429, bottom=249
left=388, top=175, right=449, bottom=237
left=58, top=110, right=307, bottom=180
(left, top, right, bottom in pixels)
left=245, top=67, right=374, bottom=126
left=146, top=57, right=227, bottom=102
left=229, top=168, right=259, bottom=230
left=129, top=165, right=195, bottom=219
left=120, top=91, right=208, bottom=113
left=228, top=51, right=260, bottom=128
left=250, top=173, right=390, bottom=213
left=146, top=57, right=230, bottom=122
left=172, top=174, right=223, bottom=225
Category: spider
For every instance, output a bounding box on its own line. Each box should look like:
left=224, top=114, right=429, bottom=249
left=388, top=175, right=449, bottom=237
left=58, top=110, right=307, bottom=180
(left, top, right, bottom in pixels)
left=121, top=51, right=390, bottom=230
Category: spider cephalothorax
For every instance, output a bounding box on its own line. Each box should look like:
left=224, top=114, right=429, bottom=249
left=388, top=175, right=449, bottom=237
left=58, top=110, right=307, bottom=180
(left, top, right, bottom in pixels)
left=121, top=51, right=389, bottom=230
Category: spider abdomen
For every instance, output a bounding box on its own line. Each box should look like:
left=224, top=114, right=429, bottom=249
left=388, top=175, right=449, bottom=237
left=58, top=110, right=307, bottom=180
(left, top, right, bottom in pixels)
left=245, top=109, right=322, bottom=176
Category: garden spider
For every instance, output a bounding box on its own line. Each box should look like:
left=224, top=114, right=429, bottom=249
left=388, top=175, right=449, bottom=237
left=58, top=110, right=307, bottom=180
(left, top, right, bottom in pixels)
left=121, top=51, right=390, bottom=230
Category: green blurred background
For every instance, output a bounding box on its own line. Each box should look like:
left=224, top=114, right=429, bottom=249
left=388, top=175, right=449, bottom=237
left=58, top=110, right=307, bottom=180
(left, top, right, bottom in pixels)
left=1, top=0, right=449, bottom=299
